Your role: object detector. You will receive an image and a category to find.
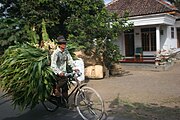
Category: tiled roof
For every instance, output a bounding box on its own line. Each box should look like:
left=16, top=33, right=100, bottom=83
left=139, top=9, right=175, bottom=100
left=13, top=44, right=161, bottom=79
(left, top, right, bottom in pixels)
left=106, top=0, right=179, bottom=17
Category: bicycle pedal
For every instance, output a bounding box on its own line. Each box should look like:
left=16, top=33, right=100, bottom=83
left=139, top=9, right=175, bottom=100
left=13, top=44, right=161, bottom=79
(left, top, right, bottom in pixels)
left=68, top=104, right=75, bottom=110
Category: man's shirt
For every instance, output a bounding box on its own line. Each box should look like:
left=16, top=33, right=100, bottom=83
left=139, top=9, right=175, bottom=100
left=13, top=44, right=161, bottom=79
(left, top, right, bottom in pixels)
left=51, top=47, right=75, bottom=75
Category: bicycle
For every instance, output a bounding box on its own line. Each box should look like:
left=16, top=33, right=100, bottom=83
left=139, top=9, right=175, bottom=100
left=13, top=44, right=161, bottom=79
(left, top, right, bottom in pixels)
left=42, top=71, right=105, bottom=120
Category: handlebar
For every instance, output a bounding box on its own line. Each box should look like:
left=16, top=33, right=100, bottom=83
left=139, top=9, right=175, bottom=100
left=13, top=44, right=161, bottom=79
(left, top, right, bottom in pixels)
left=63, top=71, right=83, bottom=85
left=64, top=71, right=82, bottom=77
left=64, top=73, right=74, bottom=77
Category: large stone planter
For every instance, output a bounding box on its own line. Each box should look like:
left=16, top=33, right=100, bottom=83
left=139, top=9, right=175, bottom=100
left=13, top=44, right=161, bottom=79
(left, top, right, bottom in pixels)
left=110, top=63, right=122, bottom=76
left=85, top=65, right=103, bottom=79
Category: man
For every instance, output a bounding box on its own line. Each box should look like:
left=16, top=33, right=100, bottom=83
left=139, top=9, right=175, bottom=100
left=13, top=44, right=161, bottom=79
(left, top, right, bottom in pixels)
left=51, top=35, right=75, bottom=101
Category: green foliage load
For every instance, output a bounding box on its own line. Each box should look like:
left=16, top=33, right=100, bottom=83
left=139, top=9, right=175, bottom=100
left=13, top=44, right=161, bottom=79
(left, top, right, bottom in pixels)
left=0, top=44, right=55, bottom=110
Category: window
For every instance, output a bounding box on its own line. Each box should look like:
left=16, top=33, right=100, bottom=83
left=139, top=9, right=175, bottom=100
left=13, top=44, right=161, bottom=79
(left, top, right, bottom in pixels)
left=171, top=27, right=174, bottom=39
left=141, top=28, right=156, bottom=51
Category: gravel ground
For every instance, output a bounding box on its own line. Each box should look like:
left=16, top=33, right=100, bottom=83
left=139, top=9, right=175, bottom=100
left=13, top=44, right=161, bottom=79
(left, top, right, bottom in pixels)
left=85, top=61, right=180, bottom=119
left=87, top=61, right=180, bottom=109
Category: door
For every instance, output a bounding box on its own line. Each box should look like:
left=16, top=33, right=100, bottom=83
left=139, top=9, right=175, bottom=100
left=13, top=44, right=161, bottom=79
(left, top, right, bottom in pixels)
left=124, top=30, right=134, bottom=57
left=177, top=28, right=180, bottom=48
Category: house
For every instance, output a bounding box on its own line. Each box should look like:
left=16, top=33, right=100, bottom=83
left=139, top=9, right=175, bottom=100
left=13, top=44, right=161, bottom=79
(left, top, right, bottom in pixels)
left=106, top=0, right=180, bottom=62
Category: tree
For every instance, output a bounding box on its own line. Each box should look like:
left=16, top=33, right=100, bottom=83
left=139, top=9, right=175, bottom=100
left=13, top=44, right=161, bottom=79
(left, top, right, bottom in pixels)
left=0, top=0, right=69, bottom=53
left=167, top=0, right=180, bottom=9
left=0, top=0, right=132, bottom=63
left=64, top=0, right=132, bottom=69
left=174, top=0, right=180, bottom=10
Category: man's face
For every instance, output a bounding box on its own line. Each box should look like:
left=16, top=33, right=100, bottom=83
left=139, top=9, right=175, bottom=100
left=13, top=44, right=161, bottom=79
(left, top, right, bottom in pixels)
left=58, top=43, right=66, bottom=51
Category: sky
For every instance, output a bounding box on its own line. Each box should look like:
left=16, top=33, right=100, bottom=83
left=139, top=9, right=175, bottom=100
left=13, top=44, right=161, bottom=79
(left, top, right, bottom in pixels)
left=104, top=0, right=112, bottom=4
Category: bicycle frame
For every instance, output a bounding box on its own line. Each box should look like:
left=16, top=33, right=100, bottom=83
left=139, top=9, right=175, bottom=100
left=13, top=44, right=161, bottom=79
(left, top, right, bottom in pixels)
left=67, top=82, right=87, bottom=101
left=43, top=72, right=86, bottom=106
left=42, top=72, right=105, bottom=120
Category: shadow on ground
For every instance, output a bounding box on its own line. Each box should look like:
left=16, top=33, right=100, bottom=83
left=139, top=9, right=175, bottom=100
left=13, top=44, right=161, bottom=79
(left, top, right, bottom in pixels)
left=109, top=70, right=133, bottom=77
left=106, top=95, right=180, bottom=120
left=0, top=94, right=82, bottom=120
left=85, top=70, right=133, bottom=83
left=1, top=104, right=82, bottom=120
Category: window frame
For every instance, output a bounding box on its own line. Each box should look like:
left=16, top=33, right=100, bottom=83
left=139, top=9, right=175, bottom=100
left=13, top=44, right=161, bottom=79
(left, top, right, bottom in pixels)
left=141, top=27, right=156, bottom=51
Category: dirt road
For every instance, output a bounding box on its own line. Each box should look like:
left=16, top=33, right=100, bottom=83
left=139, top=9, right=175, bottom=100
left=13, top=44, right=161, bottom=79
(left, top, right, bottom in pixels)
left=86, top=61, right=180, bottom=119
left=87, top=61, right=180, bottom=107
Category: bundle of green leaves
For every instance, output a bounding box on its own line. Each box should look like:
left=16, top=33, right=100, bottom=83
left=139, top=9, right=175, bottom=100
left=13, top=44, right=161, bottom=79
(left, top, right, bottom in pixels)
left=0, top=43, right=55, bottom=110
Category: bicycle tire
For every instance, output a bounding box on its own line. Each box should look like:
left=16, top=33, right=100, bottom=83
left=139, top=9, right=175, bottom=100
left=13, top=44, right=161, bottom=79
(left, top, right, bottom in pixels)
left=42, top=96, right=59, bottom=112
left=75, top=86, right=105, bottom=120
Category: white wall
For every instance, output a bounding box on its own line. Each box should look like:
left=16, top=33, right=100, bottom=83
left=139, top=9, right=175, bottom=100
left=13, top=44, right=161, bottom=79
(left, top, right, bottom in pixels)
left=116, top=24, right=178, bottom=57
left=175, top=21, right=180, bottom=27
left=160, top=25, right=168, bottom=49
left=160, top=19, right=180, bottom=50
left=129, top=14, right=176, bottom=27
left=120, top=33, right=125, bottom=55
left=162, top=26, right=177, bottom=49
left=115, top=33, right=124, bottom=55
left=134, top=27, right=141, bottom=49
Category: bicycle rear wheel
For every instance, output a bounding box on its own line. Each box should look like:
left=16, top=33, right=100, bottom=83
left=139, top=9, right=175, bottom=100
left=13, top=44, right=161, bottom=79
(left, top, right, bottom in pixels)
left=42, top=96, right=59, bottom=112
left=75, top=86, right=105, bottom=120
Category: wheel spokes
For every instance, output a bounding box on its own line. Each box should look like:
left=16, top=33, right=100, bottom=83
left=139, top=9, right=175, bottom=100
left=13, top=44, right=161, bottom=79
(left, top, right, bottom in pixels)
left=75, top=87, right=104, bottom=120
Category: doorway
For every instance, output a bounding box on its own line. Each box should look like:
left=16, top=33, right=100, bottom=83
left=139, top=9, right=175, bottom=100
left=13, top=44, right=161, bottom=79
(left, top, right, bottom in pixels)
left=124, top=30, right=134, bottom=57
left=177, top=28, right=180, bottom=48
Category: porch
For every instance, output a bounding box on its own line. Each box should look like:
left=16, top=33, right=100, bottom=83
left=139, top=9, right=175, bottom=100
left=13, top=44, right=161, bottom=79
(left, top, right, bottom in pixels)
left=110, top=56, right=175, bottom=76
left=119, top=57, right=155, bottom=64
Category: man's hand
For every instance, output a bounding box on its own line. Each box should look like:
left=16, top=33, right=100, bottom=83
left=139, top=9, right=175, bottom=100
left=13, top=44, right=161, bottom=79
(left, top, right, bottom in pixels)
left=74, top=69, right=80, bottom=72
left=58, top=72, right=65, bottom=77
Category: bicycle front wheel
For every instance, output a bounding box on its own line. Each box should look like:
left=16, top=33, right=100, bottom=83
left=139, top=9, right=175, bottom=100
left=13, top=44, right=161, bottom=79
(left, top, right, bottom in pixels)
left=75, top=86, right=104, bottom=120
